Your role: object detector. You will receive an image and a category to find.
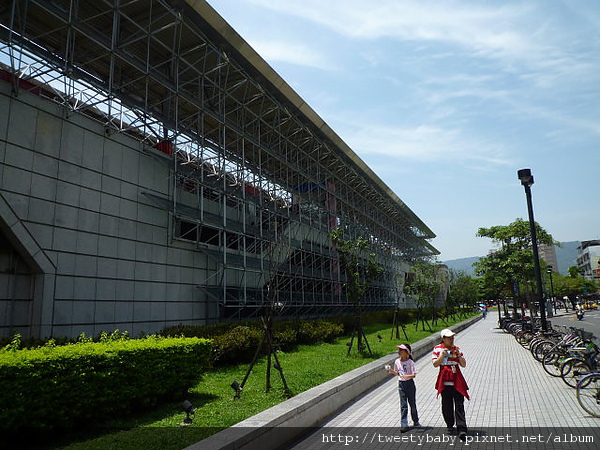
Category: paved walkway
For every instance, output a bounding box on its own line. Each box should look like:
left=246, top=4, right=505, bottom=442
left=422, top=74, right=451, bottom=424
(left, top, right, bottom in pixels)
left=287, top=315, right=600, bottom=449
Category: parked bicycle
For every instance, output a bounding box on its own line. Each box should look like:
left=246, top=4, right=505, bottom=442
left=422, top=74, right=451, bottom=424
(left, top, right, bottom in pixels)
left=559, top=333, right=599, bottom=388
left=576, top=371, right=600, bottom=418
left=501, top=311, right=599, bottom=417
left=541, top=329, right=595, bottom=379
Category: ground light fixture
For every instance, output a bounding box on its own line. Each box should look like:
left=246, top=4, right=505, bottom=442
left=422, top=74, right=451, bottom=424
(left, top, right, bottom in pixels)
left=231, top=380, right=242, bottom=400
left=181, top=400, right=195, bottom=425
left=517, top=168, right=548, bottom=331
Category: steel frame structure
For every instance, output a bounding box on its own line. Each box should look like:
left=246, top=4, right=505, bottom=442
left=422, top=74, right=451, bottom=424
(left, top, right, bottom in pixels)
left=0, top=0, right=438, bottom=318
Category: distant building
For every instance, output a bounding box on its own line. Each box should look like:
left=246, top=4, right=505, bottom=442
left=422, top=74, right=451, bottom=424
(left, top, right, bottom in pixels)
left=435, top=264, right=450, bottom=307
left=402, top=264, right=449, bottom=309
left=576, top=240, right=600, bottom=284
left=539, top=244, right=558, bottom=272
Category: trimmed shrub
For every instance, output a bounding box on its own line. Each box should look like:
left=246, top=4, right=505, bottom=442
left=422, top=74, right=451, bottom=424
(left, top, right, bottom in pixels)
left=296, top=320, right=343, bottom=344
left=0, top=336, right=211, bottom=429
left=162, top=318, right=346, bottom=366
left=210, top=326, right=262, bottom=366
left=271, top=327, right=297, bottom=352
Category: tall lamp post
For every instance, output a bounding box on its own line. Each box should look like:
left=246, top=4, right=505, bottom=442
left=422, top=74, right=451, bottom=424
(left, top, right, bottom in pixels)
left=547, top=265, right=555, bottom=314
left=517, top=168, right=548, bottom=331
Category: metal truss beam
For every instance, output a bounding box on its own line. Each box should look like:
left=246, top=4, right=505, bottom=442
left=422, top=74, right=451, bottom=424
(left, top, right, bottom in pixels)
left=0, top=0, right=439, bottom=317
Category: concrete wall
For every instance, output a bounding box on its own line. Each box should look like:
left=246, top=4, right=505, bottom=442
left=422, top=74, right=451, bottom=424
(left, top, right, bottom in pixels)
left=0, top=77, right=419, bottom=339
left=0, top=81, right=219, bottom=338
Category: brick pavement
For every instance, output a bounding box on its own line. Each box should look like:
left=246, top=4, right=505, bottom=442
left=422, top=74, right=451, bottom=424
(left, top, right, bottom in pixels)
left=287, top=315, right=600, bottom=449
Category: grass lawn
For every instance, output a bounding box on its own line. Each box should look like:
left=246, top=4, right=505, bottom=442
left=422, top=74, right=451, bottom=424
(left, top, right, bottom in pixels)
left=39, top=314, right=476, bottom=450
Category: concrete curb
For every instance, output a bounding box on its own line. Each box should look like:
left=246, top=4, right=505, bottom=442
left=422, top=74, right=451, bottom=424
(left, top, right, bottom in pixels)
left=184, top=315, right=481, bottom=450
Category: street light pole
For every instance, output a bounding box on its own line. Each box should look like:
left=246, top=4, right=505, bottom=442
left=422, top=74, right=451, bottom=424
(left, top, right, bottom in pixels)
left=517, top=168, right=548, bottom=331
left=547, top=266, right=555, bottom=314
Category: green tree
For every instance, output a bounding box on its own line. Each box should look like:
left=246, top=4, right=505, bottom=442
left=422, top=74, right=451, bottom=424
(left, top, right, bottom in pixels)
left=447, top=270, right=480, bottom=313
left=330, top=228, right=383, bottom=355
left=553, top=269, right=599, bottom=301
left=330, top=229, right=383, bottom=306
left=568, top=265, right=581, bottom=278
left=474, top=218, right=557, bottom=312
left=404, top=261, right=446, bottom=331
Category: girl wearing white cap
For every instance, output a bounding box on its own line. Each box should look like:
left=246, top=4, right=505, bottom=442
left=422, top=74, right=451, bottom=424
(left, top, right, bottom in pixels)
left=432, top=329, right=469, bottom=440
left=387, top=343, right=420, bottom=432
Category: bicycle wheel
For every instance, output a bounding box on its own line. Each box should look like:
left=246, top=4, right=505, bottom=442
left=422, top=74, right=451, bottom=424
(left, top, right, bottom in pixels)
left=561, top=358, right=591, bottom=388
left=506, top=323, right=521, bottom=335
left=528, top=337, right=546, bottom=356
left=576, top=373, right=600, bottom=418
left=542, top=351, right=565, bottom=377
left=533, top=341, right=556, bottom=362
left=516, top=331, right=533, bottom=348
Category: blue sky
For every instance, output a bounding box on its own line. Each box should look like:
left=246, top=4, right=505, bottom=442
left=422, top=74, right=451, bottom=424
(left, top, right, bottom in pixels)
left=206, top=0, right=600, bottom=260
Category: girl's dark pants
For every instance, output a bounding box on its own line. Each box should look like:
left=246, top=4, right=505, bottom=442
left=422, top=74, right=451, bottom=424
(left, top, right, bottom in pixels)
left=441, top=386, right=467, bottom=432
left=398, top=379, right=419, bottom=427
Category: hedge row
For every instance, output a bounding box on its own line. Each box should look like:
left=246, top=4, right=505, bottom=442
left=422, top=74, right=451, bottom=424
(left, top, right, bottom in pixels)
left=0, top=336, right=211, bottom=429
left=162, top=319, right=344, bottom=366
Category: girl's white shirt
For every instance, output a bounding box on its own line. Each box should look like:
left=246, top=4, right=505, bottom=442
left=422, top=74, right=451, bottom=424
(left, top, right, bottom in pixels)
left=394, top=357, right=417, bottom=382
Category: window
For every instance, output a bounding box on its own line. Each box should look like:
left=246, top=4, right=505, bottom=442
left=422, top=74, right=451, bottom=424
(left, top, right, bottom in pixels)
left=175, top=218, right=220, bottom=246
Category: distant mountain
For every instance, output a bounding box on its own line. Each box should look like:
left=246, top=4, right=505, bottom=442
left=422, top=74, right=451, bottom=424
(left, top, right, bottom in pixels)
left=555, top=241, right=580, bottom=275
left=442, top=241, right=580, bottom=277
left=442, top=256, right=480, bottom=276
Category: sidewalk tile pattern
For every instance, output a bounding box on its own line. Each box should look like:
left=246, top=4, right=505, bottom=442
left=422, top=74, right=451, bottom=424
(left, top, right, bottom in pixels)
left=287, top=316, right=600, bottom=449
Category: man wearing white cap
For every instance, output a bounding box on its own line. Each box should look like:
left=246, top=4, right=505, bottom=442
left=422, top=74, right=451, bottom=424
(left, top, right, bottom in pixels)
left=432, top=329, right=469, bottom=440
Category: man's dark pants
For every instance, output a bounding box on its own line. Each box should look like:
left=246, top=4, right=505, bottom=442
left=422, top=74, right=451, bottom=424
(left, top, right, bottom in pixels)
left=441, top=386, right=467, bottom=432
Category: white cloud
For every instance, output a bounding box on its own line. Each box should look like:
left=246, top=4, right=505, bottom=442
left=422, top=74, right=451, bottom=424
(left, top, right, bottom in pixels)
left=210, top=0, right=600, bottom=260
left=247, top=0, right=598, bottom=88
left=424, top=86, right=511, bottom=106
left=340, top=121, right=513, bottom=168
left=248, top=0, right=537, bottom=59
left=249, top=40, right=336, bottom=70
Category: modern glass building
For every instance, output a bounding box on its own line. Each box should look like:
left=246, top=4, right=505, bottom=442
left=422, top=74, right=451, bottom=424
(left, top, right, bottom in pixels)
left=0, top=0, right=438, bottom=338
